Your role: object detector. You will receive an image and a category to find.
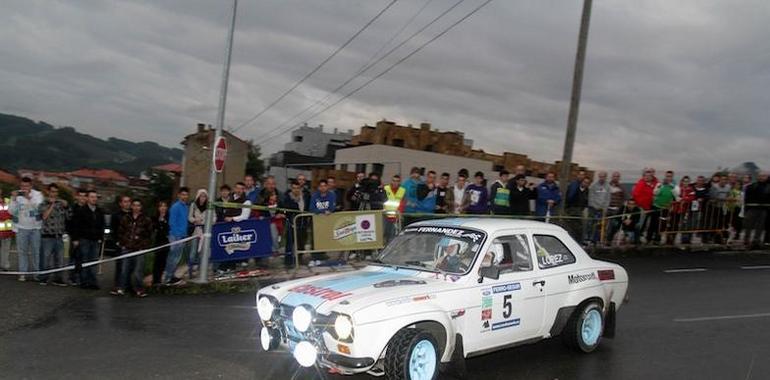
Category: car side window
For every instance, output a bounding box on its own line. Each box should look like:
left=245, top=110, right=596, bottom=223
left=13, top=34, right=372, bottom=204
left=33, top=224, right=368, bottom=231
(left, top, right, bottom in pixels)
left=481, top=235, right=533, bottom=274
left=533, top=235, right=576, bottom=269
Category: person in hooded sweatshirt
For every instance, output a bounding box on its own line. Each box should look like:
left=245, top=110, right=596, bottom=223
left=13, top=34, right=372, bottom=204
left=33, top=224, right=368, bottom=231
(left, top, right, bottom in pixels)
left=187, top=189, right=209, bottom=278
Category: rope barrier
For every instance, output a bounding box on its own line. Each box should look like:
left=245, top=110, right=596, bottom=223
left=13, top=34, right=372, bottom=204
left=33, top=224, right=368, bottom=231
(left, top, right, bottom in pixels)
left=0, top=236, right=197, bottom=276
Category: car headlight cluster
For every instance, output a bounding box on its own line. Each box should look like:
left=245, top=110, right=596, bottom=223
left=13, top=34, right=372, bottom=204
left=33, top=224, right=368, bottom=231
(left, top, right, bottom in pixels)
left=292, top=305, right=314, bottom=332
left=257, top=295, right=276, bottom=321
left=334, top=314, right=353, bottom=340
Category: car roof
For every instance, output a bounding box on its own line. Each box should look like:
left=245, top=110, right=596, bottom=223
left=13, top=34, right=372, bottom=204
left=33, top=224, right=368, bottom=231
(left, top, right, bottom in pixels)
left=409, top=217, right=565, bottom=232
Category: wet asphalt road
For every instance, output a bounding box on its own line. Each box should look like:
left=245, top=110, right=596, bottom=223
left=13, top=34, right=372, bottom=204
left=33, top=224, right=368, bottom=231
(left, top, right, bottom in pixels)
left=2, top=253, right=770, bottom=380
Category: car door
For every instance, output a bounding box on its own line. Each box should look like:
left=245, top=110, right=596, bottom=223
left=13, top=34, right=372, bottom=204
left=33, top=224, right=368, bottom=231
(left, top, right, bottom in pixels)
left=474, top=231, right=546, bottom=351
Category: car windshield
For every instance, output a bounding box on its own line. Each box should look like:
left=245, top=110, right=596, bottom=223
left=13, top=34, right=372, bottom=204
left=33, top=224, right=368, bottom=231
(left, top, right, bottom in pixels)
left=377, top=226, right=486, bottom=274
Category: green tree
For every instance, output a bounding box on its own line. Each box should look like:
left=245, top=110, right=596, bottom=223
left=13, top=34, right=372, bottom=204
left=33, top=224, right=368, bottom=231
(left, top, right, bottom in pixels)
left=245, top=141, right=266, bottom=179
left=147, top=169, right=174, bottom=204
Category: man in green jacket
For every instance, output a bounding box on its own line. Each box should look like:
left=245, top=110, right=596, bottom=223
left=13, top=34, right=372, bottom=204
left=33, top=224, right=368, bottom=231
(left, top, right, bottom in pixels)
left=649, top=171, right=678, bottom=243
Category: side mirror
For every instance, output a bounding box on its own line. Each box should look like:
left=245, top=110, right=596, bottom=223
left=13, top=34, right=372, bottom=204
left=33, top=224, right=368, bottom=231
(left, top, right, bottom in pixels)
left=478, top=266, right=500, bottom=281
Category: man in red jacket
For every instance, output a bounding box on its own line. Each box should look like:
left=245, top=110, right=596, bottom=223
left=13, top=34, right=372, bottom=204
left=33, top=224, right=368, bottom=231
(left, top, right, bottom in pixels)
left=632, top=168, right=658, bottom=243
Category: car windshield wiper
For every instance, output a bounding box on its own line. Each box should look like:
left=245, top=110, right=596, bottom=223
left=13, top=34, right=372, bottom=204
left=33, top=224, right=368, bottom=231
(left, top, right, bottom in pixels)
left=402, top=261, right=441, bottom=273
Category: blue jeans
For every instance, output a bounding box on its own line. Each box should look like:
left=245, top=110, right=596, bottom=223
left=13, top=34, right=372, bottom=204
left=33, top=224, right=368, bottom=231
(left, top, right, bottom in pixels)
left=16, top=228, right=41, bottom=275
left=39, top=237, right=64, bottom=282
left=79, top=239, right=101, bottom=287
left=118, top=249, right=145, bottom=291
left=164, top=235, right=185, bottom=282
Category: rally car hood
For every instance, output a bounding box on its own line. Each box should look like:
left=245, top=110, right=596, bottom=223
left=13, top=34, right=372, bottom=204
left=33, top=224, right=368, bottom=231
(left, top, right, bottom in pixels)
left=268, top=266, right=458, bottom=316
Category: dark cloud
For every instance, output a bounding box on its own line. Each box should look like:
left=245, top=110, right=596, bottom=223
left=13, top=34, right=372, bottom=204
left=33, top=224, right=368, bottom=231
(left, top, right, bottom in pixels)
left=1, top=0, right=767, bottom=173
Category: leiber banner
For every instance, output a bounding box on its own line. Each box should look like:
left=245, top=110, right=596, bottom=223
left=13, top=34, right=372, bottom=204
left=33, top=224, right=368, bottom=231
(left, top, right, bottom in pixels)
left=211, top=218, right=273, bottom=262
left=312, top=211, right=385, bottom=251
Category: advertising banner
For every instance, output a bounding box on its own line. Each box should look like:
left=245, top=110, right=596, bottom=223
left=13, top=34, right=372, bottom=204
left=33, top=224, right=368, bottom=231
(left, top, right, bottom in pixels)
left=312, top=211, right=384, bottom=251
left=211, top=218, right=273, bottom=262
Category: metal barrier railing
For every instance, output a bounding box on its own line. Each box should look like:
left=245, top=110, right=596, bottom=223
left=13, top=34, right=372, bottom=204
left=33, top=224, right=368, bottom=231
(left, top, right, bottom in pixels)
left=212, top=201, right=769, bottom=256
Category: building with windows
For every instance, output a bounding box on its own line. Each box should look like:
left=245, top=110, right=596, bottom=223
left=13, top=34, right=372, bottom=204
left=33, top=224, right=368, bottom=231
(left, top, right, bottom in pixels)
left=268, top=124, right=354, bottom=192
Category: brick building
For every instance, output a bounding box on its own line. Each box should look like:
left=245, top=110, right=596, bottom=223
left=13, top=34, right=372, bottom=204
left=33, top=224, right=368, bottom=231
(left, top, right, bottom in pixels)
left=180, top=124, right=249, bottom=193
left=350, top=120, right=592, bottom=179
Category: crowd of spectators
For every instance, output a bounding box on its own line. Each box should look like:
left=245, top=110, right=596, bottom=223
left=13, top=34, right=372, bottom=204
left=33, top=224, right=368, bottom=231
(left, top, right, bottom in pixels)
left=1, top=166, right=768, bottom=293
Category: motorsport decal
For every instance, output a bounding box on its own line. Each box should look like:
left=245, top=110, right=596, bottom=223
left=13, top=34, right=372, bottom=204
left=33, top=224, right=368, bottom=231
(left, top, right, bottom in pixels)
left=331, top=214, right=378, bottom=243
left=492, top=318, right=521, bottom=330
left=568, top=272, right=598, bottom=285
left=480, top=282, right=521, bottom=333
left=217, top=226, right=257, bottom=254
left=402, top=227, right=484, bottom=242
left=385, top=294, right=436, bottom=307
left=289, top=284, right=353, bottom=301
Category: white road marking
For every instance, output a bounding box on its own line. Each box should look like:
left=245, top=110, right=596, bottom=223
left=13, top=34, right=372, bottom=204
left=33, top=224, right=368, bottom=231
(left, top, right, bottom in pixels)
left=740, top=265, right=770, bottom=270
left=674, top=312, right=770, bottom=323
left=663, top=268, right=708, bottom=273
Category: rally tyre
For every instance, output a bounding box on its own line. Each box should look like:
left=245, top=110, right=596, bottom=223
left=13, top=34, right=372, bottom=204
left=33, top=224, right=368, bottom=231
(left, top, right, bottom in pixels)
left=563, top=301, right=604, bottom=353
left=384, top=328, right=439, bottom=380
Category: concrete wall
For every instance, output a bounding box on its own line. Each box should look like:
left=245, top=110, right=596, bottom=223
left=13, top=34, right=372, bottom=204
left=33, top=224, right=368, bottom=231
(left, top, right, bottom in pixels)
left=334, top=145, right=495, bottom=182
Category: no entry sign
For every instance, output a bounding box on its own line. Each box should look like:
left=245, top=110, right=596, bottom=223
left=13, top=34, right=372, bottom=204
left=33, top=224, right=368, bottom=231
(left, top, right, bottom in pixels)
left=214, top=136, right=227, bottom=173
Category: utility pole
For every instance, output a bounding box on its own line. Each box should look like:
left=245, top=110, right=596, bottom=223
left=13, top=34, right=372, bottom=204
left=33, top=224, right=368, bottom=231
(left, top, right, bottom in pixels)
left=196, top=0, right=238, bottom=283
left=559, top=0, right=592, bottom=213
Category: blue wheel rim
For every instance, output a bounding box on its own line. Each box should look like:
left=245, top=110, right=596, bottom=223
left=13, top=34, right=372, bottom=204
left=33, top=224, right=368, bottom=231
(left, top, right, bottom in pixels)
left=409, top=339, right=436, bottom=380
left=581, top=309, right=602, bottom=346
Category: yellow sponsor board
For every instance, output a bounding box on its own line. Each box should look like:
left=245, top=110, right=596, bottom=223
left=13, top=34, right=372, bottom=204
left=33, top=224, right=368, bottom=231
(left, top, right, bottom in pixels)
left=312, top=211, right=385, bottom=251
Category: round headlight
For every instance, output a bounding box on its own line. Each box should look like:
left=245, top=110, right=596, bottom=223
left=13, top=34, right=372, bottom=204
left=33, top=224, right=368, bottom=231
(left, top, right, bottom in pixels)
left=334, top=314, right=353, bottom=340
left=257, top=296, right=275, bottom=321
left=293, top=341, right=317, bottom=367
left=292, top=305, right=313, bottom=332
left=260, top=327, right=271, bottom=351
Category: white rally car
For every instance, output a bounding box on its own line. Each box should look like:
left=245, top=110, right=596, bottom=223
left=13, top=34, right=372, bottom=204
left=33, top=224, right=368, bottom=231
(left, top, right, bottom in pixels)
left=257, top=219, right=629, bottom=379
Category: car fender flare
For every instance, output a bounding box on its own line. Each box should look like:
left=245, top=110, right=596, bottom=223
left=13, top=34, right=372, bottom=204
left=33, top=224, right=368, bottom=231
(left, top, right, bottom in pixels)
left=374, top=312, right=456, bottom=363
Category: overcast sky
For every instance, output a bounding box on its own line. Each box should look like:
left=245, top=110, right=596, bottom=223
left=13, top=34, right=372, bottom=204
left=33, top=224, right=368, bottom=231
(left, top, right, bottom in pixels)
left=1, top=0, right=768, bottom=174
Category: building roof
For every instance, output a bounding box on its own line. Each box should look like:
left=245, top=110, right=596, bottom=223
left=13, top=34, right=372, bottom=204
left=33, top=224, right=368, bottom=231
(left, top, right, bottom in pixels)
left=153, top=162, right=183, bottom=173
left=410, top=217, right=565, bottom=232
left=69, top=168, right=128, bottom=182
left=0, top=169, right=18, bottom=185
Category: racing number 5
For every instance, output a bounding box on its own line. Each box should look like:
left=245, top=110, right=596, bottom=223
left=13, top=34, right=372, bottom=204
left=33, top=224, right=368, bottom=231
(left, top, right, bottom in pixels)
left=503, top=294, right=512, bottom=319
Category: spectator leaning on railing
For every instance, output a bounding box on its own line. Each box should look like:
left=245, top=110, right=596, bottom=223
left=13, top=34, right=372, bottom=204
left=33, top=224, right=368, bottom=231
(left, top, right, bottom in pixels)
left=743, top=172, right=769, bottom=249
left=188, top=189, right=209, bottom=276
left=650, top=171, right=678, bottom=244
left=673, top=176, right=696, bottom=245
left=490, top=170, right=512, bottom=215
left=435, top=172, right=453, bottom=214
left=588, top=171, right=611, bottom=243
left=606, top=172, right=626, bottom=243
left=282, top=179, right=309, bottom=268
left=508, top=174, right=533, bottom=216
left=632, top=168, right=658, bottom=241
left=464, top=171, right=489, bottom=215
left=452, top=171, right=468, bottom=214
left=535, top=172, right=561, bottom=218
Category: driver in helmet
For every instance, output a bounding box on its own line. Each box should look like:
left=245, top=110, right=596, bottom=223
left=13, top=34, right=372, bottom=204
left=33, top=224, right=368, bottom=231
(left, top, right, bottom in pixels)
left=436, top=243, right=462, bottom=272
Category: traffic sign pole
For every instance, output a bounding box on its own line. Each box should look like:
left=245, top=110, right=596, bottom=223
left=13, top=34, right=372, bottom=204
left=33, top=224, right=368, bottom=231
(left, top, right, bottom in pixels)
left=196, top=0, right=237, bottom=284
